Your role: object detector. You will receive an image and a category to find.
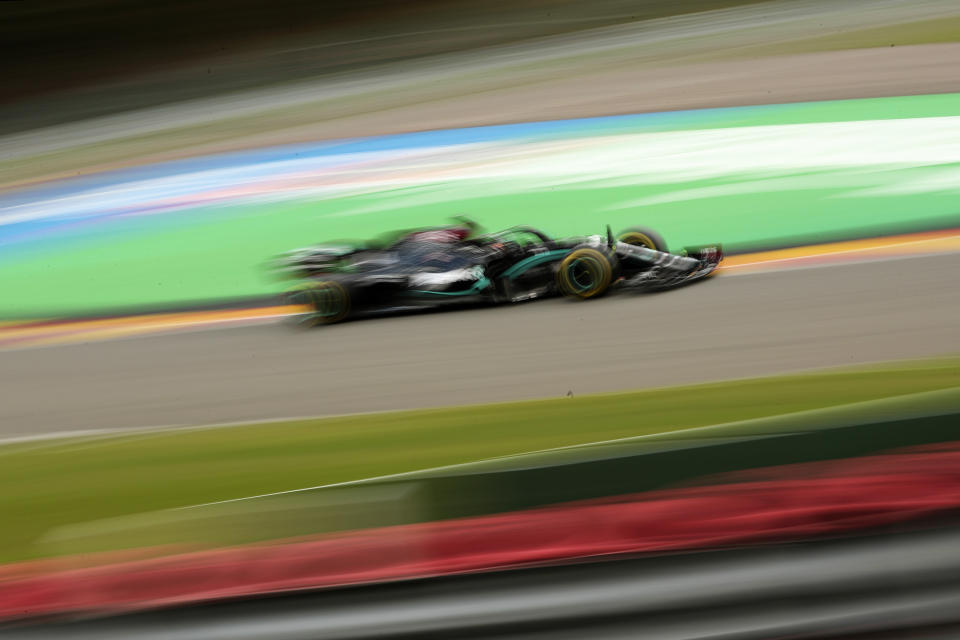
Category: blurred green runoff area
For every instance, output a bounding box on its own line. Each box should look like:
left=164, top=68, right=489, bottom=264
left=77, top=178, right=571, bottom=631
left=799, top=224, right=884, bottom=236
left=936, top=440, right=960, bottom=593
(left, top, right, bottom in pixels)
left=3, top=92, right=960, bottom=319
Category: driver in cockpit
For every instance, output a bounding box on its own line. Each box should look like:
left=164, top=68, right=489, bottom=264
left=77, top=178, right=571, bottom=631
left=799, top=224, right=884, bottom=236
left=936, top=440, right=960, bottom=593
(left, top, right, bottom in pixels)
left=405, top=216, right=480, bottom=244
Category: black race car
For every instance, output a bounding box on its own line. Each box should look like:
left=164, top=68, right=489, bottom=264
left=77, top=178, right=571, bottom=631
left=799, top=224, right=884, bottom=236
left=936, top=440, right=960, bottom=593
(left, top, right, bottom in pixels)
left=275, top=222, right=722, bottom=324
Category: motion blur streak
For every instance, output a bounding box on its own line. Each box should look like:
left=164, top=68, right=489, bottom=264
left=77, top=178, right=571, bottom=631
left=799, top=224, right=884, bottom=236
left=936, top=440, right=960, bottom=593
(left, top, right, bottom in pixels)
left=4, top=442, right=960, bottom=621
left=4, top=0, right=960, bottom=637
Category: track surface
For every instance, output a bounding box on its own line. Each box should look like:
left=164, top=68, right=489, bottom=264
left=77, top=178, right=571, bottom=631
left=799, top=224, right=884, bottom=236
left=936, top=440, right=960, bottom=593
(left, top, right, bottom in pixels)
left=2, top=253, right=957, bottom=439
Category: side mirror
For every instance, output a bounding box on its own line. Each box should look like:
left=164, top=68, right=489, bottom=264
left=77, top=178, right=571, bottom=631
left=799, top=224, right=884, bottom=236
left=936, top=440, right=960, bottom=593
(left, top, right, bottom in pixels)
left=606, top=224, right=615, bottom=248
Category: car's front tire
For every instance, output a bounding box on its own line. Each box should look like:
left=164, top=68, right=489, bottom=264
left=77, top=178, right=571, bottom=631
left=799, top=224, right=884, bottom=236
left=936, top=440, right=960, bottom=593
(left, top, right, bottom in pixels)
left=556, top=246, right=617, bottom=299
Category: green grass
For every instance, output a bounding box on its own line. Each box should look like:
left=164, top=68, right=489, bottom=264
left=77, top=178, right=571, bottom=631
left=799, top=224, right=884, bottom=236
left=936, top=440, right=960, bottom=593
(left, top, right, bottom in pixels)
left=1, top=356, right=959, bottom=563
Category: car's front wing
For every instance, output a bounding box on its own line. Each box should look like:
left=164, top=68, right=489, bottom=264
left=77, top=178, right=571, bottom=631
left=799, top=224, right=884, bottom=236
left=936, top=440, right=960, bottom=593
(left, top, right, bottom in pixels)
left=616, top=244, right=723, bottom=291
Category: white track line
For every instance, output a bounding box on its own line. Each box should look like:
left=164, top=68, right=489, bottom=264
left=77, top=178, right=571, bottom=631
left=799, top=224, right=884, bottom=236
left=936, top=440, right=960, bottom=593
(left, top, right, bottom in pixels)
left=177, top=386, right=958, bottom=510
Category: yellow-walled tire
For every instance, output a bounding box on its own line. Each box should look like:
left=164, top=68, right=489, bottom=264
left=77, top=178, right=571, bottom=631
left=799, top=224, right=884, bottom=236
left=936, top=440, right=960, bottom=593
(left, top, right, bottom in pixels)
left=556, top=247, right=615, bottom=299
left=616, top=227, right=668, bottom=252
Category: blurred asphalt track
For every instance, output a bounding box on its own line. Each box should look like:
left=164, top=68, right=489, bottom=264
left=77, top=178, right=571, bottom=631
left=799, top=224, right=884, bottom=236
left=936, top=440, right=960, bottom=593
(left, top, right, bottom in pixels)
left=1, top=252, right=957, bottom=439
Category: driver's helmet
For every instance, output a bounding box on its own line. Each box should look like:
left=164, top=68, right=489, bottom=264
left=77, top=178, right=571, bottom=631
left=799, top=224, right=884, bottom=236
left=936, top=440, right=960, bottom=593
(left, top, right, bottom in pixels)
left=407, top=216, right=481, bottom=244
left=452, top=215, right=480, bottom=232
left=408, top=228, right=468, bottom=243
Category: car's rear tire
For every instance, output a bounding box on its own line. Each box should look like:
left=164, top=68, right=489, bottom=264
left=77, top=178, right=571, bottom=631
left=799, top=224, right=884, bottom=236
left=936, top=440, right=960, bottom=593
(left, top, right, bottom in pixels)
left=285, top=280, right=352, bottom=326
left=617, top=227, right=668, bottom=253
left=556, top=246, right=616, bottom=299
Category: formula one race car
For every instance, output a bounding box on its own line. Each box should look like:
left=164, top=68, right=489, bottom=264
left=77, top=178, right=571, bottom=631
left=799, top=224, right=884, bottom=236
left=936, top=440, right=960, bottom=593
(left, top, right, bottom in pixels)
left=275, top=221, right=722, bottom=325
